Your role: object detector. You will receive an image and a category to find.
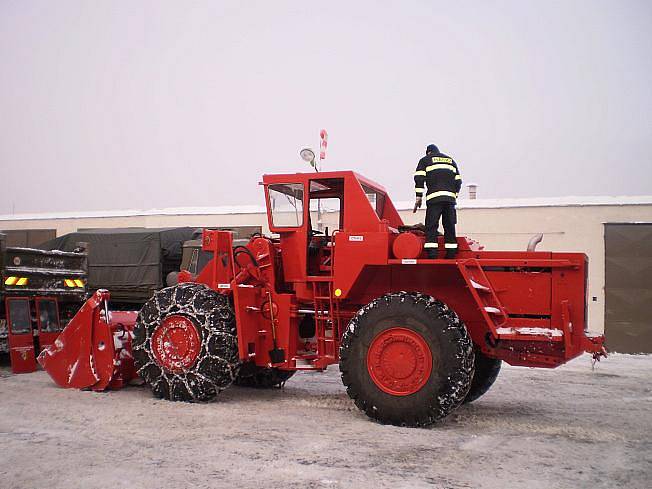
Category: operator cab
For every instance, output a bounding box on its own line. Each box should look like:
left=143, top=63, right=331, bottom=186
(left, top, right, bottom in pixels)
left=263, top=171, right=403, bottom=282
left=266, top=177, right=343, bottom=276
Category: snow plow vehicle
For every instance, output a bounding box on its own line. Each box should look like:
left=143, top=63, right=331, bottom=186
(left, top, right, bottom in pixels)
left=1, top=233, right=87, bottom=373
left=39, top=171, right=606, bottom=427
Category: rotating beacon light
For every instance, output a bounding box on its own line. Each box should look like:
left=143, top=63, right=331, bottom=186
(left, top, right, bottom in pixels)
left=299, top=129, right=328, bottom=173
left=319, top=129, right=328, bottom=161
left=299, top=147, right=317, bottom=170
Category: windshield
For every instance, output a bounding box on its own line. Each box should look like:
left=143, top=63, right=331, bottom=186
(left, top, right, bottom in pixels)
left=268, top=183, right=304, bottom=228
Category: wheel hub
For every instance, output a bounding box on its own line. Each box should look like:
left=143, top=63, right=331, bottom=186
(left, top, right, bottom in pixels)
left=367, top=327, right=433, bottom=396
left=151, top=315, right=201, bottom=373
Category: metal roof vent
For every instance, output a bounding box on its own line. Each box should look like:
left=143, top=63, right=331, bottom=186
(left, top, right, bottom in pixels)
left=466, top=183, right=478, bottom=200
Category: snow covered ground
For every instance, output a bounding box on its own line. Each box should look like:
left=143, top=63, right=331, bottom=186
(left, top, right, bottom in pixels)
left=0, top=354, right=650, bottom=489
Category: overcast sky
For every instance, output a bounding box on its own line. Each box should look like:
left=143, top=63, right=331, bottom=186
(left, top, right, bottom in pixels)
left=1, top=0, right=651, bottom=215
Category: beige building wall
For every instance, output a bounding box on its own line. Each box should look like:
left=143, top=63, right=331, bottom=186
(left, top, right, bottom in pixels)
left=2, top=200, right=651, bottom=334
left=0, top=212, right=270, bottom=237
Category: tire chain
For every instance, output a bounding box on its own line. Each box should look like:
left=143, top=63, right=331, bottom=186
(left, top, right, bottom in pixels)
left=133, top=282, right=240, bottom=402
left=463, top=349, right=502, bottom=404
left=340, top=291, right=475, bottom=426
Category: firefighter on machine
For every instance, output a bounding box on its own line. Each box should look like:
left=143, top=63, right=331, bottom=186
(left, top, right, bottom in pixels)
left=413, top=144, right=462, bottom=259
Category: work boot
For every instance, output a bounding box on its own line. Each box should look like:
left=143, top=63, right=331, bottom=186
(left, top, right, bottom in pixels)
left=445, top=250, right=458, bottom=259
left=427, top=250, right=438, bottom=259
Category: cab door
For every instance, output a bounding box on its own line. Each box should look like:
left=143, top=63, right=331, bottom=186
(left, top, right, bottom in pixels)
left=35, top=297, right=62, bottom=351
left=5, top=298, right=37, bottom=373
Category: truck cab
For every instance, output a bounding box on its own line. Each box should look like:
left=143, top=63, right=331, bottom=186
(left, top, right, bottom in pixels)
left=0, top=233, right=88, bottom=373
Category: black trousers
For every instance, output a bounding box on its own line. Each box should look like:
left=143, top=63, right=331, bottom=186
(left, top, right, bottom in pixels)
left=424, top=202, right=457, bottom=257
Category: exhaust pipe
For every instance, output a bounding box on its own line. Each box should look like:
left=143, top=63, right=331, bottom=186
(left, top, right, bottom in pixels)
left=527, top=233, right=544, bottom=252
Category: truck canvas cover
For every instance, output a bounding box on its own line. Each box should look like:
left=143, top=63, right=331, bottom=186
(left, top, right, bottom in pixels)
left=40, top=228, right=195, bottom=303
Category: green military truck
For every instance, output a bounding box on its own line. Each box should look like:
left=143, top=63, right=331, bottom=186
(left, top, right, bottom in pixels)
left=40, top=227, right=196, bottom=308
left=40, top=226, right=261, bottom=308
left=0, top=233, right=87, bottom=373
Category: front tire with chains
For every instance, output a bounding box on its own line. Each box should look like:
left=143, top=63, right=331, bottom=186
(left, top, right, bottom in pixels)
left=132, top=283, right=240, bottom=401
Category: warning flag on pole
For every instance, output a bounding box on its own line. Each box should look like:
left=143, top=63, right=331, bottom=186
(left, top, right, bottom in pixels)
left=320, top=129, right=328, bottom=160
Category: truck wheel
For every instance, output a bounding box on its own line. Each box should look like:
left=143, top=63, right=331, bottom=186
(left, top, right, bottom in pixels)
left=340, top=292, right=474, bottom=427
left=133, top=283, right=239, bottom=402
left=235, top=364, right=295, bottom=388
left=463, top=349, right=501, bottom=404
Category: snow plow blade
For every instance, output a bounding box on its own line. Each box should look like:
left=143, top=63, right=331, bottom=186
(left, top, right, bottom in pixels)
left=38, top=290, right=138, bottom=391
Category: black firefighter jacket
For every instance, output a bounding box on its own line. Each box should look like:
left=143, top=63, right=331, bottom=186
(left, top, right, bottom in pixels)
left=414, top=151, right=462, bottom=204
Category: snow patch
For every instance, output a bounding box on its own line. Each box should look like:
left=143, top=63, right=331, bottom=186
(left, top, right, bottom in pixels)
left=496, top=327, right=563, bottom=337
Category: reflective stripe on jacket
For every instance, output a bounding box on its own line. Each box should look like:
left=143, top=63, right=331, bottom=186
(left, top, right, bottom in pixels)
left=414, top=151, right=462, bottom=204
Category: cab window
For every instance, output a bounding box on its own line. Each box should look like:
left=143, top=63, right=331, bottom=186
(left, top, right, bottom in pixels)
left=309, top=178, right=344, bottom=233
left=268, top=183, right=304, bottom=228
left=38, top=299, right=61, bottom=332
left=8, top=299, right=32, bottom=334
left=310, top=197, right=341, bottom=233
left=362, top=184, right=385, bottom=218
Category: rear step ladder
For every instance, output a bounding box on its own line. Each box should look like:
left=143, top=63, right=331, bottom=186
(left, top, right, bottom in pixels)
left=311, top=281, right=340, bottom=367
left=458, top=259, right=570, bottom=344
left=458, top=259, right=509, bottom=337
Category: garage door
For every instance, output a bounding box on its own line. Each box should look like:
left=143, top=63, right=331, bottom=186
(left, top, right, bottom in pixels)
left=604, top=223, right=652, bottom=353
left=1, top=229, right=56, bottom=247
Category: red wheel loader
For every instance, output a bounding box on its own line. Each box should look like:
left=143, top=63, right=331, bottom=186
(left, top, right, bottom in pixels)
left=39, top=171, right=606, bottom=427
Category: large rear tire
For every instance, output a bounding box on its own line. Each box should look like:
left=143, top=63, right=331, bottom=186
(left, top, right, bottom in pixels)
left=133, top=283, right=240, bottom=402
left=340, top=292, right=474, bottom=427
left=463, top=349, right=501, bottom=404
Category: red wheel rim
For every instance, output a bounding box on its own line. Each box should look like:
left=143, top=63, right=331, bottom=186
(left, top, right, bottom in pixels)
left=151, top=315, right=201, bottom=373
left=367, top=327, right=433, bottom=396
